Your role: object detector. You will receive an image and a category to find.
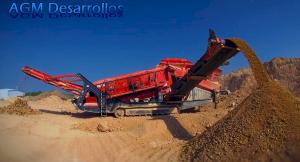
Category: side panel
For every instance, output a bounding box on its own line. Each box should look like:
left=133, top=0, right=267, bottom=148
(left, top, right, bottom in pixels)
left=97, top=68, right=170, bottom=102
left=186, top=87, right=212, bottom=101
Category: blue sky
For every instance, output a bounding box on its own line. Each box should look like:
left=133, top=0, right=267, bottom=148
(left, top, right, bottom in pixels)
left=0, top=0, right=300, bottom=92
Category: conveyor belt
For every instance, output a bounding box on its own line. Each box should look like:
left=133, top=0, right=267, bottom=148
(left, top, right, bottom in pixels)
left=169, top=37, right=239, bottom=101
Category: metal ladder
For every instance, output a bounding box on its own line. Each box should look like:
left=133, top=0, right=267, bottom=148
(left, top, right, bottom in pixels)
left=99, top=86, right=107, bottom=116
left=75, top=73, right=108, bottom=116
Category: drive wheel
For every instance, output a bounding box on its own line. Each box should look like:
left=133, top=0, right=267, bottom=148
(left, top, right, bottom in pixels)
left=114, top=108, right=125, bottom=118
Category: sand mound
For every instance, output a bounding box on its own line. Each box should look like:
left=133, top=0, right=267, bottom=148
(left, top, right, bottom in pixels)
left=0, top=98, right=41, bottom=116
left=180, top=39, right=300, bottom=162
left=28, top=95, right=75, bottom=112
left=26, top=90, right=73, bottom=101
left=181, top=82, right=300, bottom=161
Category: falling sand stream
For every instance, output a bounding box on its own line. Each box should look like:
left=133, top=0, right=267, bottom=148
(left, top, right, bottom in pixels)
left=180, top=38, right=300, bottom=162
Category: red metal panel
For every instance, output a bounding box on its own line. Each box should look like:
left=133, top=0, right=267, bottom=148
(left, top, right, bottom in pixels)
left=93, top=66, right=170, bottom=100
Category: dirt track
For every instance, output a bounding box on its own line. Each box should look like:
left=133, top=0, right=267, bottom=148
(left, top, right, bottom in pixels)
left=0, top=99, right=229, bottom=162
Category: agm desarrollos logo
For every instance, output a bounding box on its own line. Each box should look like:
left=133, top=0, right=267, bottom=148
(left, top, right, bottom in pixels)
left=8, top=2, right=124, bottom=18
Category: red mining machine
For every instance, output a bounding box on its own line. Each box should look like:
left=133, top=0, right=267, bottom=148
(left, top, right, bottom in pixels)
left=22, top=30, right=239, bottom=117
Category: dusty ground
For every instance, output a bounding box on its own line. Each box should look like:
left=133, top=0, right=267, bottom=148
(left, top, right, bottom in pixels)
left=0, top=96, right=230, bottom=162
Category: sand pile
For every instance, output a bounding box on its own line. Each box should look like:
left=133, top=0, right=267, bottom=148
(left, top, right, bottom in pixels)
left=0, top=98, right=41, bottom=116
left=180, top=39, right=300, bottom=162
left=28, top=95, right=75, bottom=112
left=26, top=90, right=73, bottom=101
